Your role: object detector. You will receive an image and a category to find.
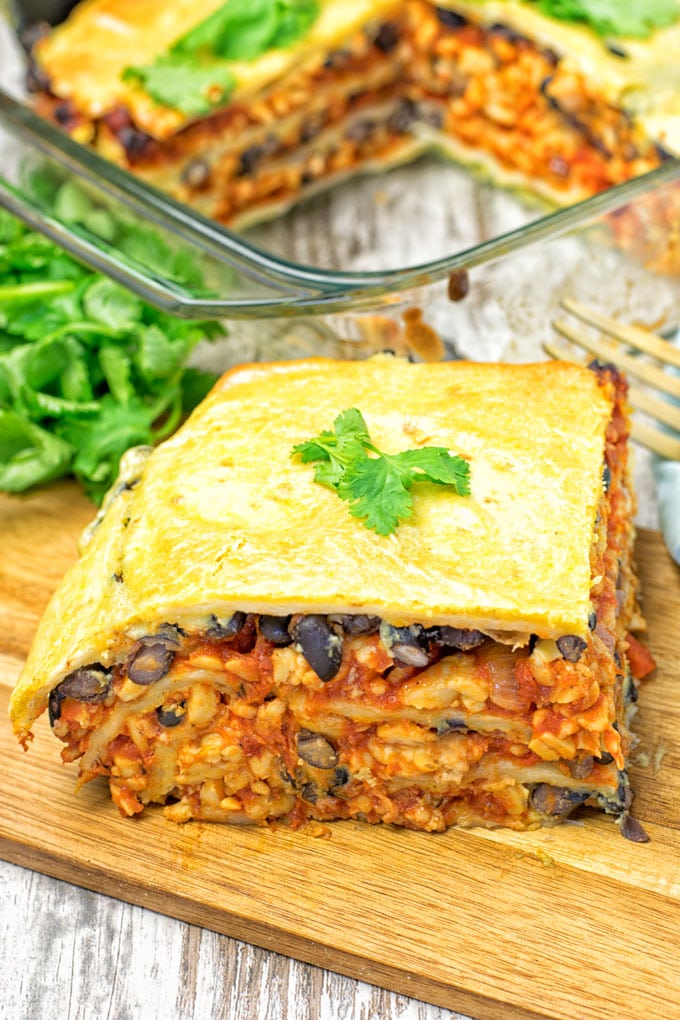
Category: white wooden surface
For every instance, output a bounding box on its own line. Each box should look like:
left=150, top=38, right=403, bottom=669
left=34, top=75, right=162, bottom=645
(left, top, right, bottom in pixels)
left=0, top=15, right=664, bottom=1020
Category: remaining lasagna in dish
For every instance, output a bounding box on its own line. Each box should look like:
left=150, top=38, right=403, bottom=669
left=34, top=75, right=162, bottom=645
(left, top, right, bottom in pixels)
left=10, top=356, right=655, bottom=835
left=26, top=0, right=680, bottom=228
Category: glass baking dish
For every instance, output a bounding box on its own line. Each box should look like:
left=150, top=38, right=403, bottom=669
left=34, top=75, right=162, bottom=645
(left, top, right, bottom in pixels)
left=2, top=2, right=680, bottom=373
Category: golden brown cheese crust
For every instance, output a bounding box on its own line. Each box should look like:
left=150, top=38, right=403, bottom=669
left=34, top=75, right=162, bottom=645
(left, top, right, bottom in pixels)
left=10, top=357, right=612, bottom=741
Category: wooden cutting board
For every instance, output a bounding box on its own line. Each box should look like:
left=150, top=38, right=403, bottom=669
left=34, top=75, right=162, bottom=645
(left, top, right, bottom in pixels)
left=1, top=484, right=679, bottom=1020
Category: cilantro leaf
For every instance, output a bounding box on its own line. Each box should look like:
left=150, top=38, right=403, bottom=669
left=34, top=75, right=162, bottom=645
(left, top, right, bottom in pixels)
left=292, top=407, right=471, bottom=535
left=172, top=0, right=280, bottom=60
left=0, top=410, right=74, bottom=492
left=83, top=277, right=143, bottom=333
left=292, top=407, right=370, bottom=488
left=171, top=0, right=319, bottom=60
left=122, top=57, right=236, bottom=117
left=395, top=447, right=472, bottom=492
left=340, top=454, right=415, bottom=536
left=534, top=0, right=680, bottom=38
left=0, top=197, right=221, bottom=503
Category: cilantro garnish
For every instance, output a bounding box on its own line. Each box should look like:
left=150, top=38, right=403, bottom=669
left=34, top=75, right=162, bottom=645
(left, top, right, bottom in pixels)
left=124, top=0, right=319, bottom=115
left=292, top=408, right=471, bottom=536
left=533, top=0, right=680, bottom=38
left=0, top=185, right=221, bottom=504
left=122, top=58, right=236, bottom=118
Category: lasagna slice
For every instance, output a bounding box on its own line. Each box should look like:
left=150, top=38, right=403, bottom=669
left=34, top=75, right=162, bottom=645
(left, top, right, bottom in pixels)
left=27, top=0, right=680, bottom=229
left=9, top=356, right=655, bottom=834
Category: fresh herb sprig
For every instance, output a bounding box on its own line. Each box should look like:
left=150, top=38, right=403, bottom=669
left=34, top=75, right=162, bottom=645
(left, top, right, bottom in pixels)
left=123, top=0, right=320, bottom=116
left=0, top=190, right=222, bottom=503
left=533, top=0, right=680, bottom=38
left=292, top=407, right=471, bottom=536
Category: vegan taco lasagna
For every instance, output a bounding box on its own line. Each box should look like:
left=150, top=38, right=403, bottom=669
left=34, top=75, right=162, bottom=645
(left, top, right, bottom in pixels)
left=9, top=356, right=655, bottom=835
left=26, top=0, right=680, bottom=228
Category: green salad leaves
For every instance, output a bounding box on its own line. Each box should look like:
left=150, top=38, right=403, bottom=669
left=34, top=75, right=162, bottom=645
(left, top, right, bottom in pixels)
left=0, top=194, right=221, bottom=503
left=124, top=0, right=320, bottom=116
left=292, top=407, right=471, bottom=536
left=533, top=0, right=680, bottom=38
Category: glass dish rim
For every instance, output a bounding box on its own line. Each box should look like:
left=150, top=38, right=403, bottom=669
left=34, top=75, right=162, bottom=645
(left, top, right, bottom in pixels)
left=2, top=87, right=680, bottom=318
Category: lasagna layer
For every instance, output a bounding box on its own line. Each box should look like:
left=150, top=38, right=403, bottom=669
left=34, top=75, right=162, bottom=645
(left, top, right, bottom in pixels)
left=9, top=358, right=655, bottom=833
left=29, top=1, right=676, bottom=230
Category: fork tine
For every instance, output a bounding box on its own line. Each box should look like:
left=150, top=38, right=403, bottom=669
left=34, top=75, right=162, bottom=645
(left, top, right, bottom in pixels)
left=629, top=422, right=680, bottom=461
left=561, top=298, right=680, bottom=370
left=552, top=318, right=680, bottom=401
left=542, top=339, right=680, bottom=460
left=628, top=384, right=680, bottom=433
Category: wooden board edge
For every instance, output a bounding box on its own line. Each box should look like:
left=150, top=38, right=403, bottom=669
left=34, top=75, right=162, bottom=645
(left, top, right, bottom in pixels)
left=0, top=833, right=549, bottom=1020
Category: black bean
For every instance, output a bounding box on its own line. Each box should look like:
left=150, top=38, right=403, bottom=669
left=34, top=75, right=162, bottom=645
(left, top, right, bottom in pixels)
left=588, top=611, right=598, bottom=631
left=49, top=666, right=112, bottom=725
left=206, top=612, right=247, bottom=640
left=142, top=623, right=185, bottom=647
left=556, top=635, right=588, bottom=662
left=328, top=614, right=380, bottom=635
left=346, top=118, right=377, bottom=144
left=259, top=615, right=293, bottom=646
left=60, top=666, right=111, bottom=702
left=54, top=102, right=76, bottom=126
left=434, top=8, right=467, bottom=29
left=373, top=22, right=399, bottom=52
left=332, top=766, right=351, bottom=788
left=530, top=784, right=588, bottom=817
left=620, top=812, right=650, bottom=843
left=436, top=717, right=468, bottom=734
left=237, top=144, right=266, bottom=177
left=602, top=463, right=612, bottom=492
left=568, top=755, right=594, bottom=780
left=48, top=689, right=65, bottom=727
left=301, top=783, right=320, bottom=803
left=606, top=42, right=629, bottom=59
left=118, top=125, right=153, bottom=159
left=488, top=22, right=528, bottom=45
left=296, top=730, right=339, bottom=769
left=157, top=702, right=186, bottom=727
left=128, top=643, right=175, bottom=685
left=293, top=616, right=343, bottom=682
left=181, top=158, right=211, bottom=189
left=596, top=751, right=615, bottom=765
left=381, top=622, right=432, bottom=667
left=387, top=98, right=419, bottom=134
left=427, top=626, right=486, bottom=651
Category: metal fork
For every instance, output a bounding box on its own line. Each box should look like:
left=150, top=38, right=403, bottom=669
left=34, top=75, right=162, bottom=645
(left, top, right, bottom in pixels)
left=544, top=298, right=680, bottom=460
